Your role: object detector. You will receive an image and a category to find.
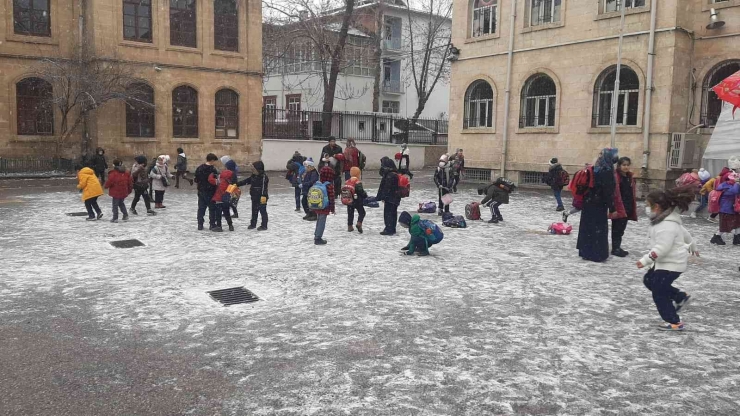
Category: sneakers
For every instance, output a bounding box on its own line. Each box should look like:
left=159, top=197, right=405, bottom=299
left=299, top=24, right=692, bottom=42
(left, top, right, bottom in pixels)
left=122, top=214, right=129, bottom=221
left=379, top=230, right=395, bottom=236
left=130, top=208, right=138, bottom=216
left=356, top=222, right=363, bottom=234
left=295, top=208, right=302, bottom=212
left=348, top=225, right=354, bottom=232
left=675, top=294, right=692, bottom=313
left=562, top=212, right=569, bottom=223
left=733, top=235, right=740, bottom=246
left=228, top=224, right=234, bottom=232
left=611, top=248, right=629, bottom=257
left=110, top=219, right=118, bottom=223
left=658, top=322, right=685, bottom=331
left=556, top=206, right=565, bottom=212
left=314, top=239, right=327, bottom=245
left=147, top=209, right=157, bottom=216
left=96, top=213, right=103, bottom=220
left=488, top=218, right=499, bottom=224
left=400, top=246, right=409, bottom=251
left=211, top=227, right=223, bottom=232
left=247, top=225, right=256, bottom=230
left=707, top=216, right=719, bottom=224
left=257, top=226, right=267, bottom=231
left=86, top=217, right=97, bottom=221
left=710, top=235, right=726, bottom=245
left=690, top=212, right=697, bottom=219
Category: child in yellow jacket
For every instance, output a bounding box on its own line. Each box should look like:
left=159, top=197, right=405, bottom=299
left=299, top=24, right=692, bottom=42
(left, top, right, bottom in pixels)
left=76, top=164, right=104, bottom=221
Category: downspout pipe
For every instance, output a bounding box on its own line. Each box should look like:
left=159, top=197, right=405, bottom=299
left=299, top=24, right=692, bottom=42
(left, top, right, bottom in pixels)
left=641, top=0, right=658, bottom=170
left=500, top=0, right=516, bottom=178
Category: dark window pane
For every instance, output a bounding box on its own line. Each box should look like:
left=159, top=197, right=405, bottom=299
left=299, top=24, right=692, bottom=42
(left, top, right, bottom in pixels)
left=13, top=0, right=50, bottom=36
left=123, top=0, right=152, bottom=42
left=170, top=0, right=197, bottom=47
left=172, top=86, right=198, bottom=138
left=16, top=77, right=54, bottom=136
left=126, top=83, right=155, bottom=137
left=627, top=92, right=639, bottom=125
left=215, top=89, right=238, bottom=138
left=214, top=0, right=238, bottom=52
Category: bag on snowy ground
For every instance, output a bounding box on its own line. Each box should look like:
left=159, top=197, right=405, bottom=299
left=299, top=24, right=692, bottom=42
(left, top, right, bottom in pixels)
left=442, top=215, right=467, bottom=228
left=548, top=222, right=573, bottom=235
left=418, top=201, right=437, bottom=213
left=465, top=202, right=481, bottom=220
left=363, top=196, right=380, bottom=208
left=442, top=212, right=454, bottom=221
left=397, top=174, right=411, bottom=198
left=418, top=219, right=444, bottom=244
left=307, top=181, right=330, bottom=210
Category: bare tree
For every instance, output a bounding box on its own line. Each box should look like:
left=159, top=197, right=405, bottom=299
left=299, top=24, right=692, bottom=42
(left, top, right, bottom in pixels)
left=405, top=0, right=452, bottom=121
left=371, top=0, right=384, bottom=113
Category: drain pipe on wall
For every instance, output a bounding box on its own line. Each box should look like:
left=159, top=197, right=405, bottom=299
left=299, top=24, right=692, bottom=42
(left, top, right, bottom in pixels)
left=500, top=0, right=517, bottom=178
left=641, top=0, right=658, bottom=171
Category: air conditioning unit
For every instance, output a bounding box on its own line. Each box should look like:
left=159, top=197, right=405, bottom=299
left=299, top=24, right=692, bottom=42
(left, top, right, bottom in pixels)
left=667, top=133, right=701, bottom=169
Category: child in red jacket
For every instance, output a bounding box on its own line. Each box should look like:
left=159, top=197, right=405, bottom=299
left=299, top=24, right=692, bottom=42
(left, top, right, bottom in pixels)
left=208, top=169, right=235, bottom=232
left=104, top=159, right=133, bottom=223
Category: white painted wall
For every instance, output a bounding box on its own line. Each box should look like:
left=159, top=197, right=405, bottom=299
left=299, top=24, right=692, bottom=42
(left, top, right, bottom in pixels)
left=259, top=139, right=429, bottom=171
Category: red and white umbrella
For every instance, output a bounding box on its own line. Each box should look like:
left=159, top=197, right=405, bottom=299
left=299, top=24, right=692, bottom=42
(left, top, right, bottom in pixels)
left=712, top=70, right=740, bottom=118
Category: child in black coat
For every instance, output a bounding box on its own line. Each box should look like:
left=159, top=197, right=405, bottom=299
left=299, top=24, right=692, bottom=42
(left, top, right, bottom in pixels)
left=237, top=161, right=269, bottom=230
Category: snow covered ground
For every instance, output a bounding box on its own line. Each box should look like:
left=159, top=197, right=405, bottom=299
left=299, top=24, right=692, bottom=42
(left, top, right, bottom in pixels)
left=1, top=174, right=739, bottom=415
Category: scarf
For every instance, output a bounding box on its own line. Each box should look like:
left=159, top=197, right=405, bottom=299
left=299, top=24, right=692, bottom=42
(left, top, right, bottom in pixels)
left=594, top=148, right=618, bottom=173
left=650, top=207, right=674, bottom=226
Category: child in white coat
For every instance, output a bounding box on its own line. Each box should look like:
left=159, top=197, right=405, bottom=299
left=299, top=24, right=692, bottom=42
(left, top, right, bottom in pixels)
left=637, top=187, right=699, bottom=331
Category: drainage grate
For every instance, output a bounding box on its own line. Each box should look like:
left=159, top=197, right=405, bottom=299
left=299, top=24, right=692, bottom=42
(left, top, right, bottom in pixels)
left=207, top=287, right=260, bottom=306
left=67, top=212, right=90, bottom=216
left=110, top=239, right=145, bottom=248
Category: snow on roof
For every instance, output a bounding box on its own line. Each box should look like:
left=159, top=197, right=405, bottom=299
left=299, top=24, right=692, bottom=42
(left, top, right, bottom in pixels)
left=324, top=22, right=371, bottom=38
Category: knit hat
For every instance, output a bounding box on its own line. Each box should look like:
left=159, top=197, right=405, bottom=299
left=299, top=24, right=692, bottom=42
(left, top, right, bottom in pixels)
left=398, top=211, right=412, bottom=228
left=698, top=168, right=711, bottom=181
left=305, top=159, right=315, bottom=167
left=350, top=167, right=361, bottom=179
left=220, top=155, right=232, bottom=165
left=439, top=154, right=449, bottom=162
left=550, top=157, right=559, bottom=165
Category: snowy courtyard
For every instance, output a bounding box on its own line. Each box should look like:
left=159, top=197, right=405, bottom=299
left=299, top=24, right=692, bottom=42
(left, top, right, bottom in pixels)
left=1, top=173, right=739, bottom=415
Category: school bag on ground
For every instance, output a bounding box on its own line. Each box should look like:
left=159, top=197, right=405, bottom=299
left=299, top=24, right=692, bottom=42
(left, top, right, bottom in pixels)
left=363, top=197, right=380, bottom=208
left=307, top=181, right=330, bottom=210
left=708, top=189, right=723, bottom=214
left=548, top=222, right=573, bottom=235
left=465, top=202, right=481, bottom=220
left=418, top=219, right=444, bottom=244
left=418, top=201, right=437, bottom=213
left=341, top=179, right=357, bottom=206
left=397, top=174, right=411, bottom=198
left=442, top=215, right=467, bottom=228
left=358, top=151, right=367, bottom=170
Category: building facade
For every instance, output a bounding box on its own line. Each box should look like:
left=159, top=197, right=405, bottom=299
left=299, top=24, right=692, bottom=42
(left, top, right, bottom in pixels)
left=448, top=0, right=740, bottom=189
left=0, top=0, right=263, bottom=164
left=262, top=1, right=451, bottom=120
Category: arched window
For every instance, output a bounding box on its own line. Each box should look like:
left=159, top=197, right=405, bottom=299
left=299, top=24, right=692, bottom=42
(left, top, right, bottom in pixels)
left=702, top=60, right=740, bottom=127
left=125, top=83, right=155, bottom=137
left=593, top=66, right=640, bottom=127
left=214, top=0, right=238, bottom=51
left=472, top=0, right=497, bottom=38
left=172, top=86, right=198, bottom=138
left=16, top=78, right=54, bottom=136
left=464, top=80, right=494, bottom=128
left=215, top=89, right=238, bottom=139
left=123, top=0, right=153, bottom=43
left=520, top=74, right=556, bottom=128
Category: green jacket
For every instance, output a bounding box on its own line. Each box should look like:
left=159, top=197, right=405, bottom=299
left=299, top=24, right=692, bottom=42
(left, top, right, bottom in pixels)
left=407, top=214, right=429, bottom=254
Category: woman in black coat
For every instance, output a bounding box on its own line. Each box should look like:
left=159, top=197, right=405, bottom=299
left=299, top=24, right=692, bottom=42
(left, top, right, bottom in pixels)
left=577, top=148, right=618, bottom=262
left=377, top=157, right=401, bottom=236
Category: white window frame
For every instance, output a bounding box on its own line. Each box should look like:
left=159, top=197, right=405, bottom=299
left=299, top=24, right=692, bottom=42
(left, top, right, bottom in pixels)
left=382, top=100, right=400, bottom=114
left=529, top=0, right=561, bottom=26
left=464, top=81, right=494, bottom=129
left=604, top=0, right=646, bottom=13
left=471, top=0, right=497, bottom=38
left=525, top=95, right=555, bottom=127
left=597, top=90, right=639, bottom=126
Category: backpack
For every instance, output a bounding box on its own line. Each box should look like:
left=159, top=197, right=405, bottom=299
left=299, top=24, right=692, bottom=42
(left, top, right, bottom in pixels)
left=363, top=196, right=380, bottom=208
left=559, top=170, right=570, bottom=187
left=493, top=177, right=516, bottom=193
left=548, top=222, right=573, bottom=235
left=465, top=202, right=481, bottom=220
left=676, top=173, right=700, bottom=191
left=708, top=189, right=723, bottom=214
left=442, top=215, right=467, bottom=228
left=341, top=179, right=357, bottom=206
left=419, top=219, right=444, bottom=244
left=418, top=201, right=437, bottom=213
left=397, top=174, right=410, bottom=198
left=226, top=184, right=242, bottom=207
left=307, top=181, right=330, bottom=210
left=358, top=151, right=367, bottom=170
left=569, top=167, right=593, bottom=196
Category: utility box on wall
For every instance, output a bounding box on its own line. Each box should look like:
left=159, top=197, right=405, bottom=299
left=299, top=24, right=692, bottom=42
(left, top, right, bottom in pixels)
left=667, top=133, right=702, bottom=170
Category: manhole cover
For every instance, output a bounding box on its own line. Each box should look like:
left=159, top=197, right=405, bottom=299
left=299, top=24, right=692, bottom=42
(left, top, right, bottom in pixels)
left=67, top=212, right=90, bottom=216
left=110, top=239, right=145, bottom=248
left=207, top=287, right=260, bottom=306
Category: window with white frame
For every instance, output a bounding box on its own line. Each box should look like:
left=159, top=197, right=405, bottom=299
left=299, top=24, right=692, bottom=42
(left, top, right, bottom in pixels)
left=464, top=80, right=494, bottom=128
left=529, top=0, right=561, bottom=26
left=472, top=0, right=497, bottom=37
left=520, top=74, right=556, bottom=128
left=286, top=94, right=301, bottom=112
left=382, top=100, right=400, bottom=114
left=593, top=66, right=639, bottom=127
left=604, top=0, right=645, bottom=13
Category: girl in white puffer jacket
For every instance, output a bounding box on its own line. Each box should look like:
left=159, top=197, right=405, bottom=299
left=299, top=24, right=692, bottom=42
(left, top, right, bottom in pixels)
left=637, top=187, right=699, bottom=331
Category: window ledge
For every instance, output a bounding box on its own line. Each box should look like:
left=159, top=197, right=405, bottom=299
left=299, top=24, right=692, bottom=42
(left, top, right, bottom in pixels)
left=122, top=137, right=158, bottom=143
left=588, top=126, right=642, bottom=134
left=515, top=127, right=558, bottom=134
left=464, top=33, right=501, bottom=43
left=11, top=135, right=56, bottom=142
left=165, top=46, right=203, bottom=55
left=702, top=1, right=740, bottom=12
left=461, top=128, right=496, bottom=134
left=595, top=7, right=650, bottom=21
left=522, top=21, right=564, bottom=33
left=211, top=50, right=243, bottom=59
left=214, top=138, right=239, bottom=142
left=119, top=40, right=158, bottom=50
left=172, top=138, right=201, bottom=142
left=5, top=34, right=58, bottom=45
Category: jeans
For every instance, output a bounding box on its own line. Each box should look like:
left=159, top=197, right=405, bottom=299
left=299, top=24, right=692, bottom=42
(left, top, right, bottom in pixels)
left=294, top=187, right=301, bottom=209
left=696, top=194, right=708, bottom=214
left=611, top=218, right=629, bottom=250
left=250, top=197, right=268, bottom=227
left=197, top=192, right=215, bottom=228
left=553, top=188, right=564, bottom=208
left=154, top=190, right=165, bottom=204
left=489, top=201, right=502, bottom=219
left=131, top=186, right=152, bottom=211
left=344, top=171, right=351, bottom=181
left=301, top=193, right=310, bottom=214
left=84, top=197, right=102, bottom=218
left=213, top=202, right=232, bottom=228
left=643, top=268, right=686, bottom=324
left=315, top=214, right=328, bottom=240
left=96, top=171, right=106, bottom=186
left=383, top=202, right=398, bottom=234
left=348, top=203, right=366, bottom=225
left=111, top=197, right=128, bottom=220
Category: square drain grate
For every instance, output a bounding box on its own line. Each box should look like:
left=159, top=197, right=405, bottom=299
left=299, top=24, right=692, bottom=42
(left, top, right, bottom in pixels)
left=67, top=212, right=91, bottom=217
left=208, top=287, right=260, bottom=306
left=110, top=239, right=145, bottom=248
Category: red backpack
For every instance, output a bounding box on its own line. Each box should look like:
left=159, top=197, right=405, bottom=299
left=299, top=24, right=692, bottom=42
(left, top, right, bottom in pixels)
left=465, top=202, right=481, bottom=220
left=569, top=167, right=593, bottom=196
left=559, top=170, right=570, bottom=187
left=341, top=178, right=357, bottom=206
left=397, top=174, right=410, bottom=198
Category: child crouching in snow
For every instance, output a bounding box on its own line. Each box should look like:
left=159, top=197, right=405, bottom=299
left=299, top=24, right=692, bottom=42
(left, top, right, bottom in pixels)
left=478, top=178, right=514, bottom=223
left=637, top=187, right=698, bottom=331
left=398, top=211, right=443, bottom=256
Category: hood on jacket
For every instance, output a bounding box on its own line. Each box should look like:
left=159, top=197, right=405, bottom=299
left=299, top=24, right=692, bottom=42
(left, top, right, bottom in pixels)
left=350, top=166, right=361, bottom=179
left=399, top=211, right=412, bottom=227
left=252, top=161, right=265, bottom=173
left=319, top=165, right=335, bottom=182
left=114, top=164, right=126, bottom=173
left=179, top=152, right=186, bottom=158
left=96, top=147, right=105, bottom=155
left=380, top=157, right=397, bottom=171
left=411, top=214, right=420, bottom=225
left=548, top=163, right=562, bottom=171
left=221, top=155, right=232, bottom=165
left=698, top=168, right=711, bottom=182
left=225, top=160, right=237, bottom=173
left=219, top=169, right=234, bottom=182
left=134, top=155, right=147, bottom=165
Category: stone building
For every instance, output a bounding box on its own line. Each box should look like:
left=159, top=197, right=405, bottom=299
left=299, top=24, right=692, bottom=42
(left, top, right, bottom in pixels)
left=0, top=0, right=263, bottom=164
left=448, top=0, right=740, bottom=189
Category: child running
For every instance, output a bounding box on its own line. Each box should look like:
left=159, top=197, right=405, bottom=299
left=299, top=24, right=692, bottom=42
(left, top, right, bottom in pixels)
left=637, top=187, right=698, bottom=331
left=104, top=159, right=133, bottom=223
left=344, top=166, right=367, bottom=233
left=76, top=163, right=104, bottom=221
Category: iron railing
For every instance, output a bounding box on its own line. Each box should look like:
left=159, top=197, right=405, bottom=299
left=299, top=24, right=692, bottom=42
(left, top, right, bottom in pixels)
left=384, top=37, right=402, bottom=50
left=0, top=157, right=74, bottom=175
left=263, top=108, right=448, bottom=145
left=382, top=80, right=403, bottom=94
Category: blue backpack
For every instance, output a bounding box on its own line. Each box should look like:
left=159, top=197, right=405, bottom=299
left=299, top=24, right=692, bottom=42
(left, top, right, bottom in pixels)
left=418, top=201, right=437, bottom=213
left=307, top=181, right=330, bottom=210
left=419, top=219, right=444, bottom=244
left=442, top=215, right=467, bottom=229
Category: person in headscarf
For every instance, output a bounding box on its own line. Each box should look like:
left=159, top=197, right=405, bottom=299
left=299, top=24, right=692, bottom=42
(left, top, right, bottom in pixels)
left=149, top=155, right=173, bottom=209
left=576, top=148, right=618, bottom=262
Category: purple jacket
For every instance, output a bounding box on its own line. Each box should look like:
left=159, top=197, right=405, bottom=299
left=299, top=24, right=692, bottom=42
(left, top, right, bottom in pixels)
left=716, top=182, right=740, bottom=214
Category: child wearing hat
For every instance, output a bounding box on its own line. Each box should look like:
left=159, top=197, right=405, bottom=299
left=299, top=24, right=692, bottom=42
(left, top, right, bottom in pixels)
left=398, top=211, right=444, bottom=256
left=301, top=158, right=319, bottom=220
left=346, top=166, right=368, bottom=233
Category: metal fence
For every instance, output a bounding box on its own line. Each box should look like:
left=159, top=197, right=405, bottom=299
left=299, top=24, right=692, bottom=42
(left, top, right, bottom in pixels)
left=0, top=157, right=74, bottom=175
left=263, top=108, right=448, bottom=145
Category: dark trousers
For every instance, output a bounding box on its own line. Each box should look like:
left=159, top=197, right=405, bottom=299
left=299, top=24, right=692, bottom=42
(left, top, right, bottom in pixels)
left=175, top=171, right=190, bottom=188
left=294, top=186, right=301, bottom=209
left=334, top=176, right=342, bottom=198
left=111, top=197, right=128, bottom=220
left=643, top=268, right=686, bottom=324
left=409, top=235, right=429, bottom=254
left=198, top=192, right=215, bottom=228
left=154, top=190, right=165, bottom=204
left=344, top=171, right=351, bottom=180
left=84, top=197, right=102, bottom=218
left=611, top=218, right=629, bottom=250
left=489, top=201, right=502, bottom=219
left=213, top=202, right=232, bottom=228
left=131, top=187, right=151, bottom=211
left=301, top=193, right=310, bottom=214
left=250, top=198, right=268, bottom=227
left=348, top=203, right=366, bottom=225
left=96, top=171, right=105, bottom=185
left=383, top=202, right=398, bottom=234
left=438, top=189, right=450, bottom=213
left=450, top=175, right=460, bottom=192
